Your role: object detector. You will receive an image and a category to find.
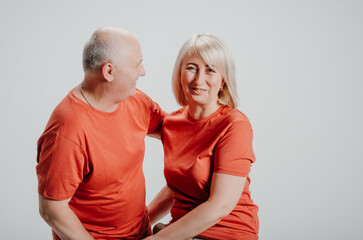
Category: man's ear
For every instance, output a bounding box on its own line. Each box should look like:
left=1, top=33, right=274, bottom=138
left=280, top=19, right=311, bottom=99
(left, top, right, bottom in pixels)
left=102, top=63, right=114, bottom=82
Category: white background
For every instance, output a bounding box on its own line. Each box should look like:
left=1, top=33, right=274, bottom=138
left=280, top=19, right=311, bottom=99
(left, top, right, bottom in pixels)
left=1, top=0, right=362, bottom=239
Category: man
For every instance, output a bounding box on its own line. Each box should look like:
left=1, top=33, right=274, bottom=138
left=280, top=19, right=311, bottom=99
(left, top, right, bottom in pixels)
left=36, top=27, right=165, bottom=239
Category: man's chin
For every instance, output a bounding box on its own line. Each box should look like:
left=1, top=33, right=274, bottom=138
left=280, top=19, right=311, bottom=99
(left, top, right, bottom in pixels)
left=119, top=88, right=137, bottom=102
left=129, top=88, right=137, bottom=97
left=124, top=88, right=137, bottom=100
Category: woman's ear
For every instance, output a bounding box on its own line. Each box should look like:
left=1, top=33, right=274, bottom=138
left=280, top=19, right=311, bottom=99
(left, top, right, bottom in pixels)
left=220, top=80, right=225, bottom=91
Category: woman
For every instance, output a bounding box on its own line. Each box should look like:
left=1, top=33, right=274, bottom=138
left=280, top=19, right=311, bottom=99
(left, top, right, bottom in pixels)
left=146, top=33, right=259, bottom=240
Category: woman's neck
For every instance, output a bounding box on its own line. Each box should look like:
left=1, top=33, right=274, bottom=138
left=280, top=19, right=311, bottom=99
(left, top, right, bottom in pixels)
left=188, top=102, right=222, bottom=120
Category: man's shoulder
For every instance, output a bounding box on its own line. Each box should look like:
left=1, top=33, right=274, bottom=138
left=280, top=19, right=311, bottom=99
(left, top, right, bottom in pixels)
left=51, top=94, right=75, bottom=117
left=125, top=88, right=159, bottom=111
left=130, top=89, right=152, bottom=104
left=43, top=92, right=88, bottom=136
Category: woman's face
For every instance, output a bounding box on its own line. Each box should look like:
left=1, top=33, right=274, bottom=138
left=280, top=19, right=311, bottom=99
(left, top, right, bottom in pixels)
left=180, top=55, right=224, bottom=108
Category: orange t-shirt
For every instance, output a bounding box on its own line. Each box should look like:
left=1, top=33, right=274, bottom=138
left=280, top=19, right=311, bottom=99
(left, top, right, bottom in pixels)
left=36, top=89, right=165, bottom=239
left=162, top=105, right=259, bottom=240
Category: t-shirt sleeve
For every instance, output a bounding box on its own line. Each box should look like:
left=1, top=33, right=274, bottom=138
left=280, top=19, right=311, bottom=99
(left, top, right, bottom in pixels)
left=148, top=100, right=167, bottom=135
left=137, top=90, right=167, bottom=135
left=36, top=133, right=87, bottom=200
left=214, top=120, right=256, bottom=177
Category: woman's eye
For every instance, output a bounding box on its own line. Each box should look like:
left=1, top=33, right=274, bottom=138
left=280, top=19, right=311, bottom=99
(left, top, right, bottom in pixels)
left=186, top=66, right=197, bottom=71
left=207, top=68, right=215, bottom=73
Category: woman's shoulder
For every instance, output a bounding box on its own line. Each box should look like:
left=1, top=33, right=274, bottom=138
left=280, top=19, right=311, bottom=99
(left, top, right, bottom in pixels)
left=219, top=106, right=251, bottom=125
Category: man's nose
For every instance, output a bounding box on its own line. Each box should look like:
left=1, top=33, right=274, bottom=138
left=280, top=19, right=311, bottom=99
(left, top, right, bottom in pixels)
left=139, top=64, right=146, bottom=76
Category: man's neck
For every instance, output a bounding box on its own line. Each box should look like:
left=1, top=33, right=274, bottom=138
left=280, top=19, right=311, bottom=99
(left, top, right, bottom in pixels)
left=74, top=75, right=120, bottom=113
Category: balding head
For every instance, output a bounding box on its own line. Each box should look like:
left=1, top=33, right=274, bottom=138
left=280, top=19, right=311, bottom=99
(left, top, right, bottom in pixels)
left=82, top=27, right=138, bottom=72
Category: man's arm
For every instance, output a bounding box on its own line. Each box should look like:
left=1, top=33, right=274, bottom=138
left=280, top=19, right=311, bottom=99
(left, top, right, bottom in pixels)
left=147, top=185, right=174, bottom=225
left=142, top=92, right=167, bottom=139
left=38, top=195, right=95, bottom=240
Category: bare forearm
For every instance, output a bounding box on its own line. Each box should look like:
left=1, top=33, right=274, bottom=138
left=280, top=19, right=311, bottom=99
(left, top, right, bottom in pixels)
left=39, top=196, right=95, bottom=240
left=148, top=185, right=173, bottom=225
left=148, top=200, right=227, bottom=240
left=145, top=174, right=246, bottom=240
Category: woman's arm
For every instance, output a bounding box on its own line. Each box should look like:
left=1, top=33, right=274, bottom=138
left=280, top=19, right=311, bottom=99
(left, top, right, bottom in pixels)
left=145, top=173, right=246, bottom=240
left=38, top=195, right=95, bottom=240
left=147, top=185, right=174, bottom=225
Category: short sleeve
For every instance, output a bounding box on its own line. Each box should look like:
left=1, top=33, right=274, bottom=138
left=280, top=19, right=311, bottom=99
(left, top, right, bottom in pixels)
left=36, top=133, right=87, bottom=200
left=148, top=100, right=167, bottom=135
left=136, top=90, right=167, bottom=135
left=214, top=120, right=255, bottom=177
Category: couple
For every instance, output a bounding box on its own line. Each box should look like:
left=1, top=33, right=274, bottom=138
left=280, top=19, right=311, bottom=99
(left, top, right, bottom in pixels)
left=36, top=27, right=259, bottom=240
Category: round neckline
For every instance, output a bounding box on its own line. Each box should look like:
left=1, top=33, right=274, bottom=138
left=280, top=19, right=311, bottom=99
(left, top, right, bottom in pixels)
left=185, top=105, right=227, bottom=122
left=69, top=88, right=122, bottom=117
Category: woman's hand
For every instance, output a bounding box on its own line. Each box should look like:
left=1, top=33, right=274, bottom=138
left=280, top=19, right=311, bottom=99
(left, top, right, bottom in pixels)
left=149, top=173, right=247, bottom=240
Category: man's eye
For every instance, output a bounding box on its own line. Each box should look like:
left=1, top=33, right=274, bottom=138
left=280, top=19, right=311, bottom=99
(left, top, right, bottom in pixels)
left=207, top=68, right=215, bottom=73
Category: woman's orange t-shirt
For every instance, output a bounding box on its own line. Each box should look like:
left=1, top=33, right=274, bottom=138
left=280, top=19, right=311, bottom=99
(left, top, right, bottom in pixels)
left=162, top=105, right=259, bottom=240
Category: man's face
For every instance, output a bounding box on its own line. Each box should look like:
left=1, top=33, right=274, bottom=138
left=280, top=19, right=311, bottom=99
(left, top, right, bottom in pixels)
left=112, top=38, right=145, bottom=101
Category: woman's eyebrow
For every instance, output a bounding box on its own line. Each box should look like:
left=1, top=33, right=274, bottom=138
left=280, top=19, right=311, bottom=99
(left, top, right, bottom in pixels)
left=186, top=63, right=198, bottom=66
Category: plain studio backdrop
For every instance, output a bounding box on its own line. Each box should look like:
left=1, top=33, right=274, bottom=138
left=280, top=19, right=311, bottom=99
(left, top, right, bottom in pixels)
left=1, top=0, right=362, bottom=239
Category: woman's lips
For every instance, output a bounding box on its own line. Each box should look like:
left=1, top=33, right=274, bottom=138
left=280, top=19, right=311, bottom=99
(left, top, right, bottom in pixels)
left=189, top=87, right=207, bottom=94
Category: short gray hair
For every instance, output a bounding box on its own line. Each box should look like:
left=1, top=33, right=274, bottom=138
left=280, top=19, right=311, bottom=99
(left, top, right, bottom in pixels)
left=172, top=33, right=239, bottom=109
left=82, top=34, right=112, bottom=72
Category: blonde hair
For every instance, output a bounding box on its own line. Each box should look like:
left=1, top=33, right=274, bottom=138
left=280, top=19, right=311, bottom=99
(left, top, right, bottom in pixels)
left=172, top=33, right=238, bottom=109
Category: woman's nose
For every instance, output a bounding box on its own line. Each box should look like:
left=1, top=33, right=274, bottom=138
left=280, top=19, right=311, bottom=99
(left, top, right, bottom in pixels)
left=194, top=71, right=205, bottom=84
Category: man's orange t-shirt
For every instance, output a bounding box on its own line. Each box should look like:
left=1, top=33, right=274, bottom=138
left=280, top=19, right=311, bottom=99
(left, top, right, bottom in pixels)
left=162, top=105, right=259, bottom=240
left=36, top=89, right=165, bottom=239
